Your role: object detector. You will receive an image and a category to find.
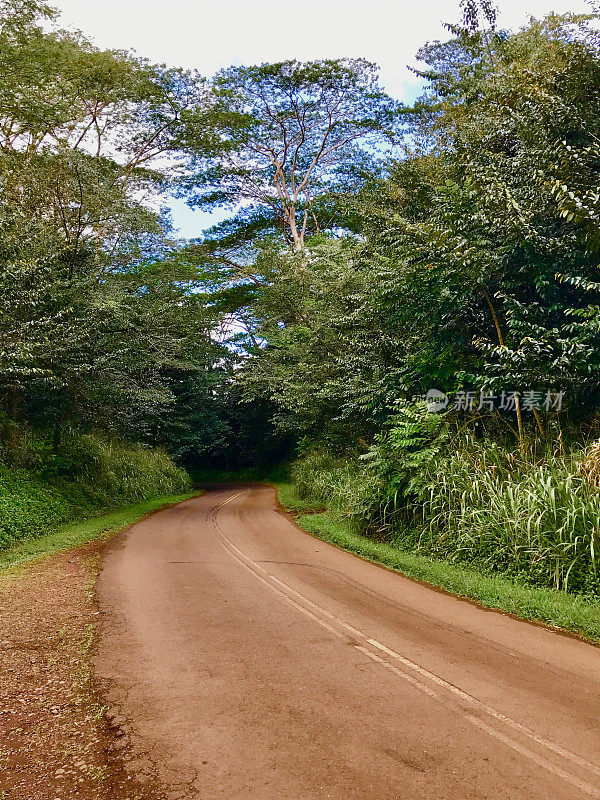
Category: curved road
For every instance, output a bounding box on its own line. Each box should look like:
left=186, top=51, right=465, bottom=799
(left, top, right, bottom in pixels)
left=94, top=486, right=600, bottom=799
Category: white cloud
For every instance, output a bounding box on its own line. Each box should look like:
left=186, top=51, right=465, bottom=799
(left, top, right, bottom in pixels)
left=51, top=0, right=592, bottom=97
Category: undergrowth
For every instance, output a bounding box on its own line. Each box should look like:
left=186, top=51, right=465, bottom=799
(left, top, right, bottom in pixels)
left=0, top=424, right=191, bottom=549
left=289, top=405, right=600, bottom=596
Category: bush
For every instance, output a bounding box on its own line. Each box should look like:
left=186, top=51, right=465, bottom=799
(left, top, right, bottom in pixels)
left=290, top=447, right=382, bottom=530
left=0, top=413, right=46, bottom=469
left=0, top=465, right=73, bottom=546
left=290, top=404, right=449, bottom=533
left=0, top=428, right=191, bottom=549
left=361, top=401, right=449, bottom=512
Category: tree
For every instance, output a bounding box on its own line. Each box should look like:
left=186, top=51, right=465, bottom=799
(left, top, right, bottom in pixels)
left=227, top=8, right=600, bottom=454
left=459, top=0, right=497, bottom=33
left=0, top=0, right=221, bottom=451
left=230, top=237, right=411, bottom=449
left=355, top=10, right=600, bottom=440
left=181, top=58, right=398, bottom=251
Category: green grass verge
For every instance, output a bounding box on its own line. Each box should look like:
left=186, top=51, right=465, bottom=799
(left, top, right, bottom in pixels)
left=276, top=481, right=324, bottom=512
left=0, top=491, right=200, bottom=571
left=275, top=481, right=600, bottom=644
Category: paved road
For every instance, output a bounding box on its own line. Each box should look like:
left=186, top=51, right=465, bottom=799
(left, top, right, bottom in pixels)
left=94, top=486, right=600, bottom=800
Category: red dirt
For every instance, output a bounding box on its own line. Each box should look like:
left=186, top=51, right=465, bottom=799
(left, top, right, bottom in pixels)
left=0, top=540, right=163, bottom=800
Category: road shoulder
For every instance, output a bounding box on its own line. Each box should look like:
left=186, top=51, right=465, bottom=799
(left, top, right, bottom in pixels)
left=0, top=531, right=176, bottom=799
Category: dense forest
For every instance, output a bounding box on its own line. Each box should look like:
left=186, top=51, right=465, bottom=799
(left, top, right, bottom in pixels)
left=3, top=0, right=600, bottom=597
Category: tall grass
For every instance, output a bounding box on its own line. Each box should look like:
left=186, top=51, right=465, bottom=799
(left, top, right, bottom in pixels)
left=414, top=440, right=600, bottom=594
left=289, top=433, right=600, bottom=596
left=0, top=429, right=191, bottom=548
left=63, top=433, right=191, bottom=504
left=290, top=449, right=382, bottom=528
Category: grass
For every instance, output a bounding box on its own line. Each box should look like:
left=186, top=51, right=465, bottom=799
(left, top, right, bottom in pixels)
left=275, top=481, right=600, bottom=644
left=415, top=441, right=600, bottom=594
left=276, top=480, right=324, bottom=512
left=0, top=491, right=199, bottom=571
left=0, top=430, right=192, bottom=549
left=287, top=434, right=600, bottom=596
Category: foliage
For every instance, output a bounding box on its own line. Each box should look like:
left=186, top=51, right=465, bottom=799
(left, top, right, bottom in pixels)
left=0, top=0, right=222, bottom=453
left=286, top=427, right=600, bottom=595
left=212, top=8, right=600, bottom=459
left=291, top=448, right=381, bottom=529
left=0, top=464, right=73, bottom=546
left=233, top=237, right=410, bottom=444
left=181, top=58, right=398, bottom=249
left=362, top=402, right=449, bottom=508
left=0, top=426, right=190, bottom=548
left=414, top=437, right=600, bottom=594
left=57, top=431, right=191, bottom=505
left=177, top=58, right=400, bottom=347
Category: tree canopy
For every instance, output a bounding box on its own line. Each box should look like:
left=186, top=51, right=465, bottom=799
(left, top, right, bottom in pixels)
left=3, top=0, right=600, bottom=470
left=181, top=58, right=398, bottom=249
left=0, top=0, right=226, bottom=457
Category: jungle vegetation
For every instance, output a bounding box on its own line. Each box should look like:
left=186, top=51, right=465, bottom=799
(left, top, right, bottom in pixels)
left=3, top=0, right=600, bottom=595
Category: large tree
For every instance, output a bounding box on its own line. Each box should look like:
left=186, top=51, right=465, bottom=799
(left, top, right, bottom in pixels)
left=223, top=8, right=600, bottom=453
left=0, top=0, right=222, bottom=450
left=181, top=58, right=398, bottom=252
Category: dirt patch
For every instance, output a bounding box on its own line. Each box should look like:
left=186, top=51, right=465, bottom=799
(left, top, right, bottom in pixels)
left=0, top=540, right=163, bottom=800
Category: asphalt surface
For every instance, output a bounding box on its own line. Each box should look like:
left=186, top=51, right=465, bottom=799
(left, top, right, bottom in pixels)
left=94, top=486, right=600, bottom=799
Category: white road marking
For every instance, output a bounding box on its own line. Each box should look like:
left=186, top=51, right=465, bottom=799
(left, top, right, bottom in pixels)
left=209, top=491, right=600, bottom=797
left=216, top=491, right=244, bottom=508
left=366, top=637, right=600, bottom=778
left=357, top=646, right=600, bottom=798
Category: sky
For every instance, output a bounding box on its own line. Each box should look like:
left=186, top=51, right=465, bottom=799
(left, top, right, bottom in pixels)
left=50, top=0, right=593, bottom=237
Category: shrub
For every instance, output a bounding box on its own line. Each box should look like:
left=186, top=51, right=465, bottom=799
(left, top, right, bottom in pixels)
left=0, top=413, right=46, bottom=469
left=0, top=428, right=191, bottom=549
left=290, top=405, right=449, bottom=533
left=361, top=401, right=449, bottom=513
left=0, top=464, right=73, bottom=546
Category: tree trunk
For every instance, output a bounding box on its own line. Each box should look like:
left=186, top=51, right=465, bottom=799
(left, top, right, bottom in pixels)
left=287, top=206, right=304, bottom=250
left=53, top=420, right=62, bottom=454
left=478, top=285, right=525, bottom=450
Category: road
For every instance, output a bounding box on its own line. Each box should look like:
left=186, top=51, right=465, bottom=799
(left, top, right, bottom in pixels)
left=94, top=486, right=600, bottom=800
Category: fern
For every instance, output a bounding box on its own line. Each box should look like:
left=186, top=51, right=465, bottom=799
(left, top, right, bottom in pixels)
left=362, top=401, right=449, bottom=511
